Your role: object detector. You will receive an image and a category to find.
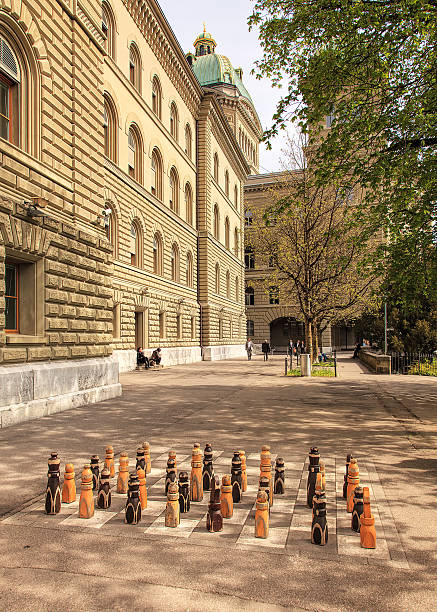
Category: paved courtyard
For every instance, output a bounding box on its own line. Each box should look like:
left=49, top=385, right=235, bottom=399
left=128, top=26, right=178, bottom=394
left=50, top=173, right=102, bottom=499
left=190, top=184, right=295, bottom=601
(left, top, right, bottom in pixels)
left=0, top=353, right=437, bottom=611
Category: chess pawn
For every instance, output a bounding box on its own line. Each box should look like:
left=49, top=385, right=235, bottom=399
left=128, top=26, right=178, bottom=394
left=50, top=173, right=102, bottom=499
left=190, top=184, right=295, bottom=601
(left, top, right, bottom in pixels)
left=79, top=464, right=94, bottom=519
left=136, top=447, right=146, bottom=473
left=260, top=463, right=274, bottom=507
left=274, top=457, right=285, bottom=495
left=259, top=475, right=271, bottom=510
left=117, top=452, right=129, bottom=494
left=311, top=473, right=328, bottom=546
left=207, top=475, right=223, bottom=532
left=97, top=467, right=112, bottom=509
left=165, top=481, right=180, bottom=527
left=343, top=453, right=352, bottom=499
left=260, top=444, right=271, bottom=475
left=255, top=490, right=269, bottom=539
left=239, top=450, right=247, bottom=492
left=104, top=445, right=115, bottom=478
left=168, top=449, right=177, bottom=472
left=306, top=446, right=320, bottom=508
left=125, top=472, right=142, bottom=524
left=220, top=474, right=233, bottom=519
left=45, top=452, right=61, bottom=515
left=202, top=443, right=214, bottom=492
left=346, top=458, right=360, bottom=513
left=351, top=486, right=364, bottom=532
left=90, top=455, right=100, bottom=491
left=178, top=471, right=190, bottom=513
left=61, top=463, right=76, bottom=504
left=360, top=487, right=376, bottom=548
left=142, top=441, right=151, bottom=474
left=137, top=468, right=147, bottom=511
left=231, top=451, right=242, bottom=503
left=165, top=458, right=177, bottom=495
left=190, top=445, right=203, bottom=502
left=319, top=460, right=326, bottom=492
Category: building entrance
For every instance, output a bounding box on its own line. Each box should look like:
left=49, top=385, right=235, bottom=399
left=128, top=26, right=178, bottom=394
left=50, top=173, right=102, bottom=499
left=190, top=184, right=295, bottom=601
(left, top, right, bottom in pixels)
left=269, top=317, right=305, bottom=352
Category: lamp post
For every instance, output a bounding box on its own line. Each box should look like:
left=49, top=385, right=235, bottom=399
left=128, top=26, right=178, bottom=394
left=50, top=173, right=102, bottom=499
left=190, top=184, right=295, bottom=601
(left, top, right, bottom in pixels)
left=384, top=302, right=388, bottom=355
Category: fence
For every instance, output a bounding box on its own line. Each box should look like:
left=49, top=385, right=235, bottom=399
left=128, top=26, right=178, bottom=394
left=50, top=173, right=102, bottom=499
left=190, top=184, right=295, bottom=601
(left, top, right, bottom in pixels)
left=390, top=352, right=437, bottom=376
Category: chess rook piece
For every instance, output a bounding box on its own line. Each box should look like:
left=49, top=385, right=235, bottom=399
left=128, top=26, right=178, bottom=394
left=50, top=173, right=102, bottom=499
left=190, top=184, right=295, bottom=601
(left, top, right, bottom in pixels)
left=165, top=458, right=177, bottom=495
left=260, top=445, right=271, bottom=476
left=90, top=455, right=100, bottom=491
left=311, top=473, right=328, bottom=546
left=207, top=475, right=223, bottom=532
left=306, top=446, right=320, bottom=508
left=360, top=487, right=376, bottom=548
left=142, top=441, right=151, bottom=474
left=168, top=449, right=177, bottom=472
left=136, top=447, right=146, bottom=473
left=255, top=490, right=269, bottom=539
left=178, top=471, right=190, bottom=513
left=45, top=452, right=61, bottom=515
left=117, top=452, right=129, bottom=494
left=97, top=467, right=112, bottom=509
left=231, top=451, right=242, bottom=503
left=346, top=458, right=360, bottom=513
left=343, top=453, right=352, bottom=499
left=190, top=444, right=203, bottom=502
left=259, top=475, right=271, bottom=510
left=79, top=464, right=94, bottom=519
left=351, top=486, right=364, bottom=532
left=61, top=463, right=76, bottom=504
left=125, top=472, right=142, bottom=524
left=137, top=468, right=147, bottom=510
left=260, top=461, right=274, bottom=507
left=319, top=460, right=326, bottom=492
left=202, top=443, right=214, bottom=492
left=239, top=450, right=247, bottom=493
left=165, top=481, right=180, bottom=527
left=220, top=474, right=233, bottom=518
left=274, top=457, right=285, bottom=495
left=104, top=445, right=115, bottom=478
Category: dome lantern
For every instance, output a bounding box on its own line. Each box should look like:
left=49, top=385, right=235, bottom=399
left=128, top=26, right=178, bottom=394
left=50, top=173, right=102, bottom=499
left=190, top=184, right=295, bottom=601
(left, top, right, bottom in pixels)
left=194, top=24, right=217, bottom=57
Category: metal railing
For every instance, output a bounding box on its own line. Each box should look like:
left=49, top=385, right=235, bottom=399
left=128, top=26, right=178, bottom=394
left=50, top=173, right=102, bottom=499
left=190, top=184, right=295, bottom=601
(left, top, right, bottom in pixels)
left=390, top=352, right=437, bottom=376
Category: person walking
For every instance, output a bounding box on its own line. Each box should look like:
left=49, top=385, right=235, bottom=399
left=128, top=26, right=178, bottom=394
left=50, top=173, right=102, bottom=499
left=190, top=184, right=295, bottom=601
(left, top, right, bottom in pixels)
left=245, top=338, right=254, bottom=361
left=262, top=339, right=271, bottom=361
left=288, top=339, right=293, bottom=356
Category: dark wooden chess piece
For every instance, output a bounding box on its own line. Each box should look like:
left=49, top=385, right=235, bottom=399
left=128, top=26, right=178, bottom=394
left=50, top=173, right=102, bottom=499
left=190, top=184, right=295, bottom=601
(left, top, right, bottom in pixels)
left=202, top=443, right=214, bottom=491
left=255, top=490, right=269, bottom=538
left=351, top=486, right=364, bottom=532
left=165, top=481, right=180, bottom=527
left=311, top=473, right=328, bottom=546
left=142, top=441, right=151, bottom=474
left=136, top=447, right=146, bottom=473
left=90, top=455, right=100, bottom=491
left=259, top=475, right=271, bottom=511
left=343, top=453, right=352, bottom=499
left=274, top=457, right=285, bottom=495
left=207, top=475, right=223, bottom=532
left=97, top=467, right=111, bottom=509
left=105, top=445, right=115, bottom=478
left=190, top=443, right=203, bottom=501
left=178, top=471, right=190, bottom=514
left=125, top=472, right=142, bottom=525
left=45, top=452, right=61, bottom=515
left=165, top=457, right=177, bottom=495
left=137, top=468, right=147, bottom=510
left=220, top=474, right=233, bottom=518
left=231, top=450, right=242, bottom=503
left=360, top=486, right=376, bottom=548
left=62, top=463, right=76, bottom=504
left=306, top=446, right=320, bottom=508
left=79, top=464, right=94, bottom=519
left=168, top=449, right=177, bottom=472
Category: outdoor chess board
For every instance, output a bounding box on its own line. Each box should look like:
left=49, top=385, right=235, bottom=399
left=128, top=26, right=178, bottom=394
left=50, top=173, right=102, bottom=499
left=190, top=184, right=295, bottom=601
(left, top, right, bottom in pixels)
left=2, top=446, right=408, bottom=569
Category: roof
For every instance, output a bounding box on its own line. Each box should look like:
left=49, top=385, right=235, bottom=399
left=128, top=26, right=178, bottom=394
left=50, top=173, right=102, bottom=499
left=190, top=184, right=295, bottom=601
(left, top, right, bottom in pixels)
left=190, top=53, right=254, bottom=104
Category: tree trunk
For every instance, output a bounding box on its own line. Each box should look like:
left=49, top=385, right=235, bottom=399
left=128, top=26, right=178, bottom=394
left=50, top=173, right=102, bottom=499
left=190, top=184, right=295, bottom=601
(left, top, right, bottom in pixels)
left=305, top=318, right=313, bottom=364
left=314, top=322, right=320, bottom=363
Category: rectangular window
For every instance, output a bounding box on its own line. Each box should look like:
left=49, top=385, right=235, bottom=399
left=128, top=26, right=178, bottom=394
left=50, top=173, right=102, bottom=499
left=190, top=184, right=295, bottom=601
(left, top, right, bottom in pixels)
left=0, top=78, right=10, bottom=140
left=176, top=314, right=182, bottom=339
left=190, top=316, right=195, bottom=339
left=159, top=312, right=165, bottom=339
left=5, top=263, right=18, bottom=332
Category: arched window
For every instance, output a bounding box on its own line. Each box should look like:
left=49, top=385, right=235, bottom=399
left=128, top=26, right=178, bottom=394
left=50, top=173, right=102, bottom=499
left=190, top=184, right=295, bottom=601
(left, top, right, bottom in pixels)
left=215, top=263, right=220, bottom=294
left=245, top=209, right=253, bottom=227
left=128, top=125, right=142, bottom=183
left=169, top=167, right=179, bottom=214
left=151, top=147, right=163, bottom=200
left=213, top=153, right=219, bottom=182
left=186, top=252, right=193, bottom=287
left=234, top=185, right=238, bottom=208
left=104, top=203, right=118, bottom=257
left=247, top=320, right=254, bottom=337
left=226, top=270, right=231, bottom=298
left=102, top=2, right=116, bottom=60
left=234, top=227, right=239, bottom=256
left=224, top=170, right=230, bottom=197
left=224, top=217, right=230, bottom=249
left=269, top=286, right=280, bottom=304
left=245, top=246, right=255, bottom=269
left=153, top=233, right=163, bottom=276
left=171, top=243, right=180, bottom=282
left=213, top=204, right=219, bottom=240
left=152, top=75, right=162, bottom=119
left=245, top=286, right=254, bottom=306
left=235, top=276, right=239, bottom=301
left=170, top=102, right=178, bottom=140
left=185, top=124, right=192, bottom=158
left=129, top=43, right=141, bottom=92
left=103, top=93, right=117, bottom=162
left=185, top=182, right=193, bottom=226
left=130, top=220, right=142, bottom=267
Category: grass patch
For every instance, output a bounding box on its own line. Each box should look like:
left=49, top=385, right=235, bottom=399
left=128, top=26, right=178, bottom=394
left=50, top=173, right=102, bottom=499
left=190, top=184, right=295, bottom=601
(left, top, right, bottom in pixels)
left=408, top=360, right=437, bottom=376
left=287, top=368, right=301, bottom=377
left=311, top=368, right=335, bottom=377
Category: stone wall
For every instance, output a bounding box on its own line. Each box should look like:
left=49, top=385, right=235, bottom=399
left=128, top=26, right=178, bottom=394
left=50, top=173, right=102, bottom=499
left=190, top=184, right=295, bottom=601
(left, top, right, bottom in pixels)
left=359, top=349, right=391, bottom=374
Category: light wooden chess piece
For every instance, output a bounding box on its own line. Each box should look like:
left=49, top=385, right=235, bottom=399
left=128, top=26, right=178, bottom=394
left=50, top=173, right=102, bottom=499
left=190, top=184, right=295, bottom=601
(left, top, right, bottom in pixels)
left=319, top=460, right=326, bottom=492
left=274, top=457, right=285, bottom=495
left=168, top=449, right=177, bottom=472
left=61, top=463, right=76, bottom=504
left=259, top=475, right=271, bottom=510
left=125, top=472, right=141, bottom=524
left=260, top=445, right=271, bottom=476
left=239, top=450, right=247, bottom=492
left=220, top=474, right=233, bottom=519
left=137, top=468, right=147, bottom=510
left=346, top=458, right=360, bottom=513
left=207, top=475, right=223, bottom=532
left=105, top=445, right=115, bottom=478
left=190, top=444, right=203, bottom=501
left=165, top=457, right=177, bottom=495
left=360, top=487, right=376, bottom=548
left=165, top=481, right=180, bottom=527
left=136, top=447, right=146, bottom=473
left=311, top=473, right=328, bottom=546
left=255, top=490, right=269, bottom=538
left=142, top=441, right=151, bottom=474
left=79, top=464, right=94, bottom=519
left=260, top=462, right=274, bottom=507
left=45, top=452, right=61, bottom=515
left=117, top=452, right=129, bottom=494
left=97, top=467, right=111, bottom=509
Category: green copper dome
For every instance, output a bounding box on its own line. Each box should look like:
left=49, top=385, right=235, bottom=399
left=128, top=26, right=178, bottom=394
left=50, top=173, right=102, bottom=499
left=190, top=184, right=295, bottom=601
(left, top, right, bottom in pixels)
left=190, top=53, right=254, bottom=104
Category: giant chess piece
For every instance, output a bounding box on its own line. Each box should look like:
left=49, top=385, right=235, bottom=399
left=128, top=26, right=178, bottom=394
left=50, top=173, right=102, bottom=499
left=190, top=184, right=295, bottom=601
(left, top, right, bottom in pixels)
left=360, top=486, right=376, bottom=548
left=45, top=452, right=61, bottom=515
left=231, top=451, right=242, bottom=503
left=202, top=443, right=214, bottom=492
left=351, top=485, right=364, bottom=532
left=311, top=473, right=328, bottom=546
left=255, top=490, right=269, bottom=539
left=274, top=457, right=285, bottom=495
left=190, top=444, right=203, bottom=502
left=319, top=460, right=326, bottom=492
left=137, top=468, right=147, bottom=510
left=79, top=464, right=94, bottom=519
left=97, top=467, right=112, bottom=509
left=306, top=446, right=320, bottom=508
left=165, top=457, right=177, bottom=495
left=117, top=452, right=129, bottom=494
left=165, top=481, right=180, bottom=527
left=346, top=458, right=360, bottom=513
left=142, top=441, right=151, bottom=474
left=62, top=463, right=76, bottom=504
left=207, top=475, right=223, bottom=532
left=260, top=445, right=271, bottom=477
left=178, top=470, right=190, bottom=514
left=105, top=445, right=115, bottom=478
left=125, top=472, right=141, bottom=524
left=343, top=453, right=352, bottom=499
left=259, top=475, right=271, bottom=509
left=260, top=461, right=274, bottom=507
left=90, top=455, right=100, bottom=491
left=136, top=447, right=146, bottom=473
left=168, top=449, right=177, bottom=472
left=220, top=474, right=233, bottom=518
left=239, top=450, right=247, bottom=493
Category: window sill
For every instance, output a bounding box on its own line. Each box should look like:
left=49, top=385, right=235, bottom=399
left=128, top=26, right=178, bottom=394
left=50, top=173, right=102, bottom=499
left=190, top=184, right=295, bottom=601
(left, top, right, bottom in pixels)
left=6, top=335, right=47, bottom=345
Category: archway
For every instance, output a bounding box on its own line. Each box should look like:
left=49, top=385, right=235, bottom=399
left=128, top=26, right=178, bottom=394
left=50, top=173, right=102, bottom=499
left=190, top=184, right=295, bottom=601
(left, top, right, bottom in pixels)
left=269, top=317, right=305, bottom=352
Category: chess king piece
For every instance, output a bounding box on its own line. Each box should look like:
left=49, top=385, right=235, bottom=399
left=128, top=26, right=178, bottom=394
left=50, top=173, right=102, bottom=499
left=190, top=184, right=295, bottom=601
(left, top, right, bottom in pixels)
left=231, top=451, right=242, bottom=503
left=260, top=461, right=274, bottom=507
left=346, top=458, right=360, bottom=513
left=142, top=441, right=151, bottom=474
left=343, top=453, right=352, bottom=499
left=136, top=447, right=146, bottom=473
left=319, top=460, right=326, bottom=492
left=351, top=486, right=364, bottom=532
left=168, top=449, right=177, bottom=472
left=190, top=444, right=203, bottom=502
left=125, top=472, right=142, bottom=524
left=61, top=463, right=76, bottom=504
left=306, top=446, right=320, bottom=508
left=260, top=445, right=271, bottom=476
left=104, top=445, right=115, bottom=478
left=202, top=443, right=214, bottom=492
left=239, top=450, right=247, bottom=492
left=117, top=452, right=129, bottom=494
left=79, top=464, right=94, bottom=519
left=207, top=475, right=223, bottom=532
left=360, top=487, right=376, bottom=548
left=311, top=473, right=328, bottom=546
left=220, top=474, right=233, bottom=519
left=137, top=468, right=147, bottom=510
left=274, top=457, right=285, bottom=495
left=90, top=455, right=100, bottom=491
left=165, top=457, right=177, bottom=495
left=178, top=471, right=190, bottom=513
left=165, top=481, right=180, bottom=527
left=259, top=475, right=271, bottom=509
left=45, top=452, right=61, bottom=515
left=97, top=467, right=112, bottom=509
left=255, top=490, right=269, bottom=539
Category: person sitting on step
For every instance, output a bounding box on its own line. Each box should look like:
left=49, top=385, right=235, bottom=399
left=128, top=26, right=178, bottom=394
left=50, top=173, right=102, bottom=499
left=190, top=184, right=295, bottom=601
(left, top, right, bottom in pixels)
left=150, top=348, right=162, bottom=367
left=136, top=347, right=149, bottom=370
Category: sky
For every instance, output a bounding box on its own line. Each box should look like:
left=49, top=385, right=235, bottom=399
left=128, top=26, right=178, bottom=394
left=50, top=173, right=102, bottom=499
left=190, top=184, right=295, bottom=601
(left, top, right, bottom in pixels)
left=157, top=0, right=293, bottom=173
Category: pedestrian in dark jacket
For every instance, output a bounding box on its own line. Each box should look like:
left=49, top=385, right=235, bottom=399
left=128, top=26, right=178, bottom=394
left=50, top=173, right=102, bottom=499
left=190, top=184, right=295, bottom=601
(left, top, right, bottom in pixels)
left=262, top=339, right=271, bottom=361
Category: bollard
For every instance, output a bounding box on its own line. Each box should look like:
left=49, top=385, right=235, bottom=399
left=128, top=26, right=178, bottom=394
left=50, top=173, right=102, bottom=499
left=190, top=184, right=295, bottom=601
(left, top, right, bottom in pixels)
left=334, top=355, right=337, bottom=377
left=284, top=357, right=288, bottom=376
